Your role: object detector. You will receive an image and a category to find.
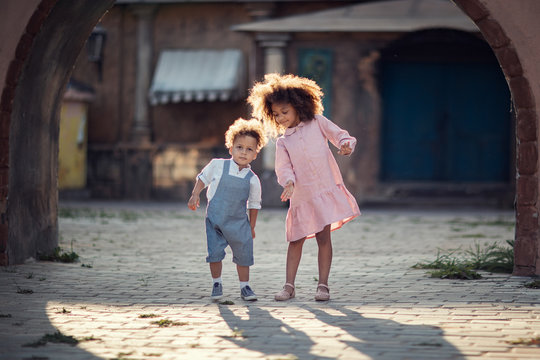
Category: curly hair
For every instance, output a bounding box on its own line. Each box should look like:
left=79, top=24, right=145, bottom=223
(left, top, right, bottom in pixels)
left=247, top=73, right=324, bottom=137
left=224, top=118, right=267, bottom=152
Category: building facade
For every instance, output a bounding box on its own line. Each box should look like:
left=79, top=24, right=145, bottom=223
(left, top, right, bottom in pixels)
left=70, top=0, right=513, bottom=207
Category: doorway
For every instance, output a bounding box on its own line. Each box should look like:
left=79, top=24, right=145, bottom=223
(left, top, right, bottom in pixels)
left=380, top=29, right=512, bottom=183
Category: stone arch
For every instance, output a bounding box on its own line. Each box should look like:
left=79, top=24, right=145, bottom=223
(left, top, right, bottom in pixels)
left=1, top=0, right=114, bottom=264
left=0, top=0, right=539, bottom=275
left=453, top=0, right=539, bottom=276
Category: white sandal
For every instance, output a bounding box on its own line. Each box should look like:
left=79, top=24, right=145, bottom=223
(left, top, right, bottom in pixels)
left=315, top=284, right=330, bottom=301
left=275, top=283, right=295, bottom=301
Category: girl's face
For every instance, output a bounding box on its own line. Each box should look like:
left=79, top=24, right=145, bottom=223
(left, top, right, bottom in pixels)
left=229, top=135, right=258, bottom=170
left=271, top=102, right=300, bottom=129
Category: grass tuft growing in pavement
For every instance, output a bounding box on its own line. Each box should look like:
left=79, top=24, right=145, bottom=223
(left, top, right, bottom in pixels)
left=138, top=313, right=160, bottom=318
left=38, top=241, right=79, bottom=263
left=226, top=326, right=246, bottom=338
left=16, top=287, right=33, bottom=294
left=150, top=318, right=188, bottom=327
left=22, top=330, right=78, bottom=347
left=524, top=279, right=540, bottom=289
left=412, top=240, right=514, bottom=279
left=507, top=336, right=540, bottom=346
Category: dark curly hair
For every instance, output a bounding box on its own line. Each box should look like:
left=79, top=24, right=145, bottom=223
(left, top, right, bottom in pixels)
left=247, top=73, right=324, bottom=137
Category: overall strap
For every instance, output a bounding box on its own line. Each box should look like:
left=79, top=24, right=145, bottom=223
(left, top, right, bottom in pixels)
left=222, top=158, right=231, bottom=175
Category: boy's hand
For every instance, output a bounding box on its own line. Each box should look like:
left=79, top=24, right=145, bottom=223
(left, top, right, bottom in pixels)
left=280, top=181, right=294, bottom=202
left=251, top=228, right=256, bottom=239
left=187, top=194, right=200, bottom=210
left=338, top=142, right=352, bottom=156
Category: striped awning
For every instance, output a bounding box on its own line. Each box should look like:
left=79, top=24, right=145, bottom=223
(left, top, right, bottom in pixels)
left=149, top=49, right=244, bottom=105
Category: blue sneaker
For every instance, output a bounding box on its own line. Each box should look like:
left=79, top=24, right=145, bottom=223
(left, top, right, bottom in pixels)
left=241, top=285, right=257, bottom=301
left=211, top=282, right=223, bottom=300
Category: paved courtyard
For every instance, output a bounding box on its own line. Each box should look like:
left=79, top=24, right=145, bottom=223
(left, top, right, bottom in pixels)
left=1, top=201, right=539, bottom=360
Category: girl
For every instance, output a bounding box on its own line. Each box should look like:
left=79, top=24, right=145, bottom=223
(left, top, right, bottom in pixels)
left=247, top=73, right=360, bottom=301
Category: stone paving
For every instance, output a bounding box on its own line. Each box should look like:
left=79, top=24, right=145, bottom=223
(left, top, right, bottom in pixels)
left=1, top=201, right=540, bottom=360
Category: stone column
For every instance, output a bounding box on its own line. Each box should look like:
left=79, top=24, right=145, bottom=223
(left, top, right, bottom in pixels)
left=130, top=5, right=155, bottom=143
left=122, top=5, right=156, bottom=199
left=257, top=33, right=289, bottom=207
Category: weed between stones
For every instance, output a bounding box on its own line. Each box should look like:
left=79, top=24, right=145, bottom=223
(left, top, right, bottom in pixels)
left=412, top=240, right=514, bottom=279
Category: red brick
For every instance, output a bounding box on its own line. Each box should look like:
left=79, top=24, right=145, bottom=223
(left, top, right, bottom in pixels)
left=0, top=224, right=7, bottom=252
left=0, top=190, right=8, bottom=207
left=476, top=18, right=510, bottom=49
left=26, top=8, right=49, bottom=36
left=516, top=175, right=537, bottom=206
left=494, top=46, right=522, bottom=78
left=0, top=111, right=10, bottom=139
left=510, top=76, right=535, bottom=109
left=517, top=141, right=538, bottom=175
left=0, top=139, right=8, bottom=167
left=0, top=86, right=14, bottom=113
left=5, top=60, right=23, bottom=87
left=0, top=168, right=8, bottom=188
left=452, top=0, right=489, bottom=22
left=38, top=0, right=59, bottom=13
left=517, top=109, right=537, bottom=143
left=516, top=204, right=540, bottom=235
left=0, top=252, right=7, bottom=266
left=15, top=33, right=34, bottom=61
left=514, top=230, right=538, bottom=268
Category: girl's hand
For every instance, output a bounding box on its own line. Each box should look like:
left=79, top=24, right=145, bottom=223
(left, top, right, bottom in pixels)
left=251, top=227, right=256, bottom=239
left=280, top=181, right=294, bottom=202
left=338, top=142, right=352, bottom=156
left=187, top=194, right=200, bottom=211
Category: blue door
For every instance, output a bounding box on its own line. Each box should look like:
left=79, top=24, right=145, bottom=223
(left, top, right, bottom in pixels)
left=380, top=61, right=511, bottom=182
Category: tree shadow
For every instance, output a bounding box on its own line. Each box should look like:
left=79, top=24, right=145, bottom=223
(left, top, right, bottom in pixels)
left=218, top=304, right=334, bottom=360
left=304, top=304, right=465, bottom=360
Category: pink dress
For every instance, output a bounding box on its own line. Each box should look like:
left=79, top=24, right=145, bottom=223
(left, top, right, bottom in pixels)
left=275, top=114, right=361, bottom=242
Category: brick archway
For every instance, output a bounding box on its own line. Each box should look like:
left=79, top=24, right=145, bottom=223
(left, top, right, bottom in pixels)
left=0, top=0, right=539, bottom=274
left=453, top=0, right=539, bottom=276
left=0, top=0, right=114, bottom=265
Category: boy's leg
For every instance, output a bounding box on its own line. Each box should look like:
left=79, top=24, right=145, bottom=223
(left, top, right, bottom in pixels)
left=315, top=225, right=332, bottom=293
left=236, top=264, right=249, bottom=282
left=210, top=261, right=223, bottom=279
left=237, top=265, right=257, bottom=301
left=209, top=261, right=223, bottom=300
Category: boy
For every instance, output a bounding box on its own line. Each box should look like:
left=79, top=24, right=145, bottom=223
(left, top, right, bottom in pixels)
left=188, top=118, right=267, bottom=301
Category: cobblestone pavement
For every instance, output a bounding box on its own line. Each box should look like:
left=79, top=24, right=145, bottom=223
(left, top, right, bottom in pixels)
left=1, top=201, right=539, bottom=360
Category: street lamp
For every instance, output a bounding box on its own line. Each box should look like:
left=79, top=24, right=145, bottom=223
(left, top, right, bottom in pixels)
left=87, top=24, right=107, bottom=80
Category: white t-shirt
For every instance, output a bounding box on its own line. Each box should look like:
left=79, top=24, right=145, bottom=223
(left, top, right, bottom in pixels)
left=197, top=158, right=262, bottom=209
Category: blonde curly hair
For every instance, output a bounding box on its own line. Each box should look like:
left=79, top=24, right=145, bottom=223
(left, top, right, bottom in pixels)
left=247, top=73, right=324, bottom=137
left=224, top=118, right=267, bottom=152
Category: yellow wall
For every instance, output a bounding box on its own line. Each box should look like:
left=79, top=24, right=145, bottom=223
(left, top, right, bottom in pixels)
left=58, top=102, right=88, bottom=189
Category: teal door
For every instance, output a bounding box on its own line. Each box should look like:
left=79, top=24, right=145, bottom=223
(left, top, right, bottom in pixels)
left=380, top=61, right=511, bottom=182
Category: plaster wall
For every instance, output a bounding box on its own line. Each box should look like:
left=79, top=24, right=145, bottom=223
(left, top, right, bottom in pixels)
left=0, top=0, right=41, bottom=94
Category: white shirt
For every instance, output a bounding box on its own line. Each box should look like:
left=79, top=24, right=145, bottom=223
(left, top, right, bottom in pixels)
left=197, top=158, right=262, bottom=209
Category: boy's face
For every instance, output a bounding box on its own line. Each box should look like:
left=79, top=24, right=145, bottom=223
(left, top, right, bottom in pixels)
left=229, top=135, right=258, bottom=170
left=271, top=102, right=300, bottom=129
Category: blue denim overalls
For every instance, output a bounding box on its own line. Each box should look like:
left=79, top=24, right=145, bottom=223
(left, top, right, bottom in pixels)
left=205, top=159, right=254, bottom=266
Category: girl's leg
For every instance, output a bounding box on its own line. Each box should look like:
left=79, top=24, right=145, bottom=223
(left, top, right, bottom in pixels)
left=315, top=225, right=332, bottom=292
left=236, top=265, right=249, bottom=282
left=284, top=237, right=306, bottom=294
left=210, top=261, right=222, bottom=279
